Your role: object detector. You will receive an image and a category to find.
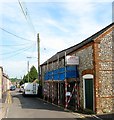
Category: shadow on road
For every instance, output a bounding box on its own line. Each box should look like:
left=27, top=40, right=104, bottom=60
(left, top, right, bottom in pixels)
left=11, top=91, right=66, bottom=112
left=10, top=91, right=114, bottom=119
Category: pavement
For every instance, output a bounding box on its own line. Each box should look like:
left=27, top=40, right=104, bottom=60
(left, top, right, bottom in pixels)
left=0, top=91, right=12, bottom=120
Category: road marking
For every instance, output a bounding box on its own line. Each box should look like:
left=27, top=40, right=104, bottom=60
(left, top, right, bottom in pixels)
left=0, top=92, right=8, bottom=116
left=7, top=91, right=12, bottom=104
left=92, top=115, right=103, bottom=120
left=0, top=91, right=12, bottom=118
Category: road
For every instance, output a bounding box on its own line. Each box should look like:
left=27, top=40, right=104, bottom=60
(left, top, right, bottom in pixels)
left=4, top=89, right=113, bottom=120
left=5, top=89, right=84, bottom=119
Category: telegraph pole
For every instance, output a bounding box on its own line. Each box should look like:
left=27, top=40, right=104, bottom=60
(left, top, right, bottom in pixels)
left=27, top=57, right=31, bottom=83
left=27, top=60, right=29, bottom=82
left=37, top=33, right=40, bottom=85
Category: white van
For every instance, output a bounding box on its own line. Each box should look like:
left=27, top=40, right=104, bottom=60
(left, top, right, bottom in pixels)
left=23, top=83, right=39, bottom=96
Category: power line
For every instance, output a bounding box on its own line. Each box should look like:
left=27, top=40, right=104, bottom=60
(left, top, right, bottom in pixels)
left=18, top=0, right=36, bottom=35
left=0, top=43, right=32, bottom=46
left=3, top=47, right=32, bottom=59
left=0, top=27, right=33, bottom=41
left=2, top=43, right=36, bottom=59
left=0, top=43, right=35, bottom=55
left=18, top=0, right=27, bottom=20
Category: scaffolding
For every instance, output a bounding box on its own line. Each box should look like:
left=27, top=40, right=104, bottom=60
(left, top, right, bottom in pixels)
left=43, top=65, right=80, bottom=111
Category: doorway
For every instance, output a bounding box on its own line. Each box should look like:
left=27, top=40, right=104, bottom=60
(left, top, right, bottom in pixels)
left=83, top=74, right=94, bottom=111
left=85, top=79, right=93, bottom=110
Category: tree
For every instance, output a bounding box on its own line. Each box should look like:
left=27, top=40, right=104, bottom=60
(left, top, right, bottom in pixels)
left=23, top=75, right=28, bottom=83
left=29, top=66, right=38, bottom=82
left=20, top=74, right=28, bottom=85
left=20, top=66, right=38, bottom=85
left=20, top=80, right=24, bottom=86
left=10, top=78, right=18, bottom=82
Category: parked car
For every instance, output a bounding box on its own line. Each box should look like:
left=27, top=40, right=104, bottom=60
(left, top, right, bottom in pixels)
left=10, top=86, right=16, bottom=91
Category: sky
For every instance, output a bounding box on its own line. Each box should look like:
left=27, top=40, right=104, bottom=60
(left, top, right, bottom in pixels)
left=0, top=0, right=113, bottom=79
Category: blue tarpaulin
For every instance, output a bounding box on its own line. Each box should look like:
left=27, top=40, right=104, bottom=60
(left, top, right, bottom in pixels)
left=44, top=66, right=79, bottom=81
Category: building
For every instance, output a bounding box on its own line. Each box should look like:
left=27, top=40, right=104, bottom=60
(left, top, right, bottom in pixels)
left=0, top=66, right=11, bottom=100
left=0, top=67, right=3, bottom=99
left=40, top=22, right=114, bottom=114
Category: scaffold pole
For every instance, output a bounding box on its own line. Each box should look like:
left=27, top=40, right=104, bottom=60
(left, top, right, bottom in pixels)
left=75, top=81, right=77, bottom=111
left=48, top=82, right=50, bottom=102
left=58, top=81, right=60, bottom=105
left=65, top=79, right=68, bottom=109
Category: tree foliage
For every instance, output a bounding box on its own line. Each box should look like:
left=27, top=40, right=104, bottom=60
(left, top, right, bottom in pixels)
left=10, top=78, right=18, bottom=82
left=20, top=66, right=38, bottom=85
left=29, top=66, right=38, bottom=82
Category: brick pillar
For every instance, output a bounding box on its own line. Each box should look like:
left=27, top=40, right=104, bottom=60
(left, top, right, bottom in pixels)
left=93, top=42, right=100, bottom=113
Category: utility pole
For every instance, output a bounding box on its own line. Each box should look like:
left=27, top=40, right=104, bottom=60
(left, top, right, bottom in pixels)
left=27, top=57, right=31, bottom=83
left=27, top=60, right=29, bottom=83
left=37, top=33, right=40, bottom=85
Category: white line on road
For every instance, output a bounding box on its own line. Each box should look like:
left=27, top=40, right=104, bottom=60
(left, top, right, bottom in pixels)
left=92, top=115, right=103, bottom=120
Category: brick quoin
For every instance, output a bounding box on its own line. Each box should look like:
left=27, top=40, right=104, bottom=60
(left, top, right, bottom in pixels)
left=93, top=26, right=113, bottom=114
left=93, top=41, right=100, bottom=113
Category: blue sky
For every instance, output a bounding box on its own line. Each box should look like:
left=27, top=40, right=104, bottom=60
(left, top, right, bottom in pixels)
left=0, top=0, right=113, bottom=78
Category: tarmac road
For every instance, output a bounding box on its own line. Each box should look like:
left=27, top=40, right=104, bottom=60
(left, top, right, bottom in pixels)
left=3, top=89, right=113, bottom=120
left=5, top=89, right=83, bottom=119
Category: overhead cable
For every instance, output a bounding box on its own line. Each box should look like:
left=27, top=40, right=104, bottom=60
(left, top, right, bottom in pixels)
left=0, top=43, right=35, bottom=55
left=18, top=0, right=36, bottom=35
left=0, top=43, right=33, bottom=46
left=0, top=27, right=33, bottom=41
left=18, top=0, right=27, bottom=20
left=2, top=43, right=36, bottom=59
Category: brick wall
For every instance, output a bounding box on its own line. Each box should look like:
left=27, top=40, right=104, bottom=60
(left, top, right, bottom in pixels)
left=75, top=45, right=94, bottom=109
left=94, top=29, right=114, bottom=114
left=0, top=67, right=3, bottom=99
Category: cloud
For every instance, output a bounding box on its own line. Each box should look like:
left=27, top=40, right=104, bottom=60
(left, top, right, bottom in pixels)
left=61, top=2, right=112, bottom=38
left=3, top=59, right=38, bottom=78
left=45, top=18, right=69, bottom=32
left=3, top=60, right=27, bottom=78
